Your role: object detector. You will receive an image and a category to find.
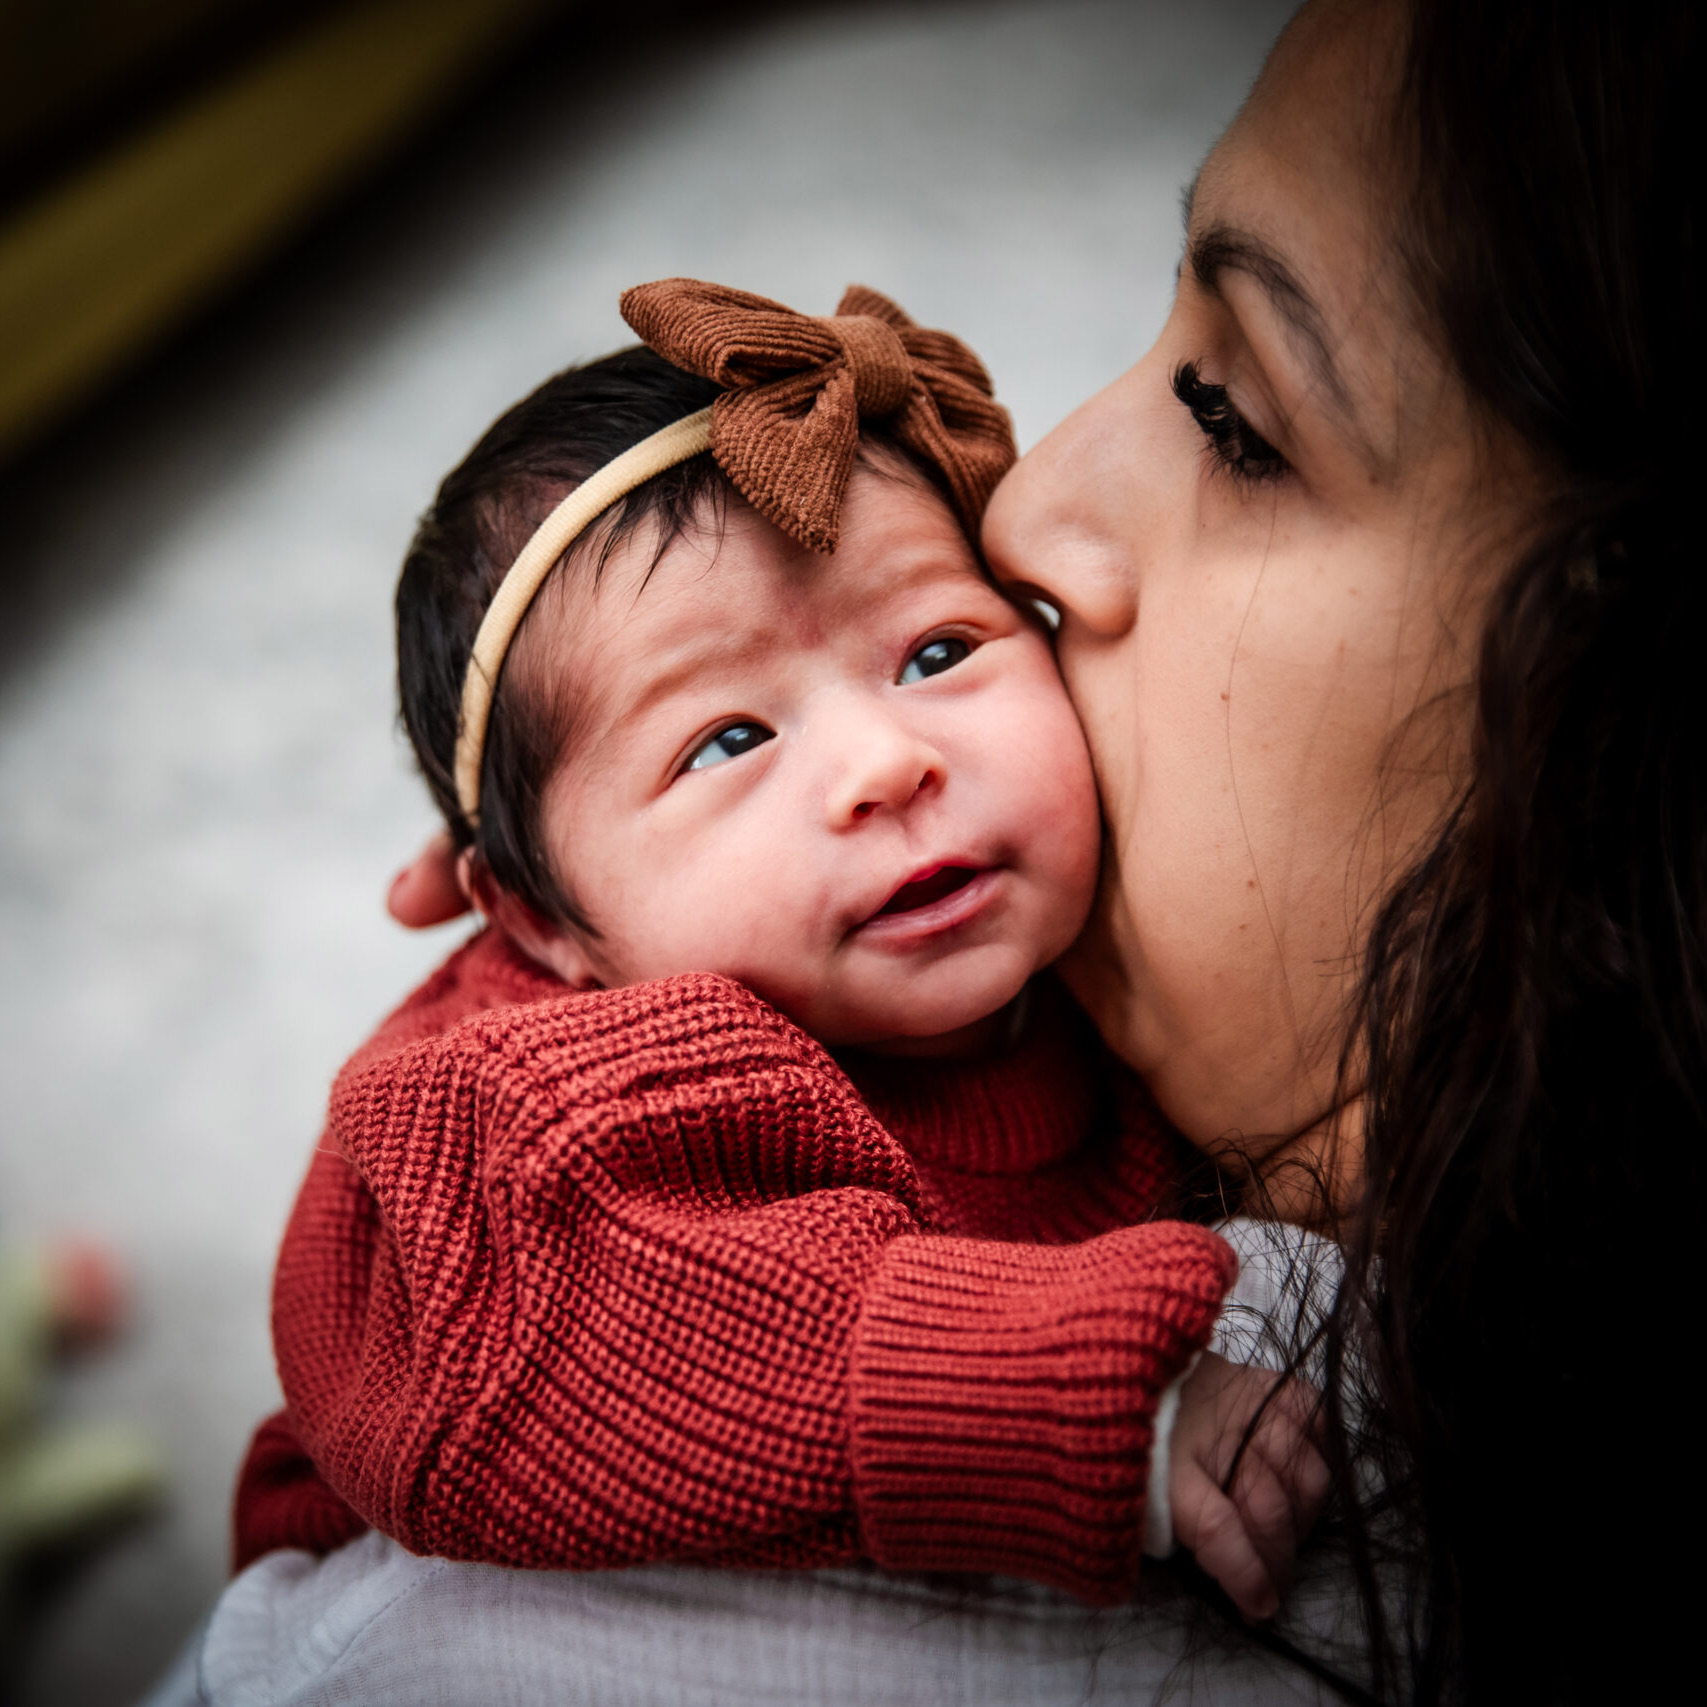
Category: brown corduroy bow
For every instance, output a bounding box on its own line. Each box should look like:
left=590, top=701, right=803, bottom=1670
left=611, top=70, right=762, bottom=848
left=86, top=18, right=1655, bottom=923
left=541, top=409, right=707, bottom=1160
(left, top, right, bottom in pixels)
left=620, top=280, right=1016, bottom=554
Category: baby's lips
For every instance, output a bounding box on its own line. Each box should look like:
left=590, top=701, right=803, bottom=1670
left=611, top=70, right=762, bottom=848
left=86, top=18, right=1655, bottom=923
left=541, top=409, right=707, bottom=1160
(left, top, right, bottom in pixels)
left=870, top=862, right=982, bottom=920
left=873, top=860, right=983, bottom=914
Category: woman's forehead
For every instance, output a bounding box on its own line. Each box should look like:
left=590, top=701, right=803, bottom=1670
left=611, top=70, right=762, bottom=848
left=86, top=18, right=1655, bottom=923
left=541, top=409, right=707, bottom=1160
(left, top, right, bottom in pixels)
left=1195, top=2, right=1399, bottom=293
left=1184, top=9, right=1439, bottom=479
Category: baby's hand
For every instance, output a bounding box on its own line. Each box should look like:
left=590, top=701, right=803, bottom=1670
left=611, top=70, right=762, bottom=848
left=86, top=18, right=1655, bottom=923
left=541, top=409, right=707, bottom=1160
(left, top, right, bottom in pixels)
left=1167, top=1351, right=1330, bottom=1620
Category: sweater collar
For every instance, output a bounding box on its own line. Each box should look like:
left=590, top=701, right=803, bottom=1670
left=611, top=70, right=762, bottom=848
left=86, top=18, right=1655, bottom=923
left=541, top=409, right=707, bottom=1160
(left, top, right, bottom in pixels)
left=837, top=977, right=1100, bottom=1175
left=479, top=933, right=1101, bottom=1176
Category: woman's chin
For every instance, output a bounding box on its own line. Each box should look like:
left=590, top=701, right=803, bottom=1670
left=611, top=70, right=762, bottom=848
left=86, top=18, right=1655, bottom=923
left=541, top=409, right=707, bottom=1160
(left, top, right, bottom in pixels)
left=1055, top=883, right=1142, bottom=1061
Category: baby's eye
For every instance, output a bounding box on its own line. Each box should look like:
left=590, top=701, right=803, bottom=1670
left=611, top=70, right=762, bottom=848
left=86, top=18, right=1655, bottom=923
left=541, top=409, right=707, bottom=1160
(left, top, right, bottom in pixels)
left=899, top=637, right=972, bottom=684
left=684, top=721, right=775, bottom=772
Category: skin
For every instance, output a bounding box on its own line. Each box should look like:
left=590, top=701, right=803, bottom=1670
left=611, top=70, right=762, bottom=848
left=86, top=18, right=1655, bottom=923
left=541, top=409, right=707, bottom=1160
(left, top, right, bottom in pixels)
left=1170, top=1352, right=1329, bottom=1621
left=480, top=465, right=1102, bottom=1055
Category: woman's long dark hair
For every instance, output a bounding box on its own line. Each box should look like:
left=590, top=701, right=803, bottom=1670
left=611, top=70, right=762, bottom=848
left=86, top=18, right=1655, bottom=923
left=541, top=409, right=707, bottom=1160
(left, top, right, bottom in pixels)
left=1328, top=2, right=1699, bottom=1700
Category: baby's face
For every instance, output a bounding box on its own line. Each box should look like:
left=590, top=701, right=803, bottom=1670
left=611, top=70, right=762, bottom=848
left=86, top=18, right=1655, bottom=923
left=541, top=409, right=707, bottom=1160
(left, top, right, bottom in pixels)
left=529, top=465, right=1100, bottom=1050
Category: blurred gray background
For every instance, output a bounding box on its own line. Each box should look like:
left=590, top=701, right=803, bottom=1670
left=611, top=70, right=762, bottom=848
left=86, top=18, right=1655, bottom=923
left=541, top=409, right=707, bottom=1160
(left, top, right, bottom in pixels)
left=0, top=0, right=1290, bottom=1700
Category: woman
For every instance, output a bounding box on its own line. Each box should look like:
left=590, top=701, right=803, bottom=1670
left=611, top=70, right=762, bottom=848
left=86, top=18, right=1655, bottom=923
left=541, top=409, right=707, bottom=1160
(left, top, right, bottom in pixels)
left=153, top=0, right=1696, bottom=1700
left=987, top=3, right=1695, bottom=1698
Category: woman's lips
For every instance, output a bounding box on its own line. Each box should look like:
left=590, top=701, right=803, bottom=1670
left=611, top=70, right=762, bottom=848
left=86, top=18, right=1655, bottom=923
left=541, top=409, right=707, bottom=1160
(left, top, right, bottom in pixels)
left=856, top=863, right=1000, bottom=943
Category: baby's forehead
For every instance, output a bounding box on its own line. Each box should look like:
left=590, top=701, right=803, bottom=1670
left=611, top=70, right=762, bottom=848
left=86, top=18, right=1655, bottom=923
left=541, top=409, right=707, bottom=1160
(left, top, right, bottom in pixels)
left=554, top=466, right=996, bottom=707
left=605, top=459, right=980, bottom=615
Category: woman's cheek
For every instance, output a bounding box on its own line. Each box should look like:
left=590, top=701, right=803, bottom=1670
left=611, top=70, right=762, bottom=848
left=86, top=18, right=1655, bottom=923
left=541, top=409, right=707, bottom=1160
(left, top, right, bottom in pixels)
left=1045, top=555, right=1314, bottom=1132
left=1056, top=849, right=1146, bottom=1068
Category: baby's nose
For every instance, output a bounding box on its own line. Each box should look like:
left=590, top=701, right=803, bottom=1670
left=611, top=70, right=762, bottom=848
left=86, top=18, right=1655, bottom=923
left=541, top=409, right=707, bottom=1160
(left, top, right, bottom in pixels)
left=824, top=711, right=944, bottom=826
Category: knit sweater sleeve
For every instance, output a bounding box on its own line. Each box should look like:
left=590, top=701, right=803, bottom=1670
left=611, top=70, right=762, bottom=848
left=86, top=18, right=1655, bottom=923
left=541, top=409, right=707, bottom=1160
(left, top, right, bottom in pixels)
left=273, top=968, right=1234, bottom=1603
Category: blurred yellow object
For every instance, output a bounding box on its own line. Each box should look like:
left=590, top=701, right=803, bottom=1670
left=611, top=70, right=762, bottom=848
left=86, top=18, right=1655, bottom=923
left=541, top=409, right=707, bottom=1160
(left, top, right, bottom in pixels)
left=0, top=0, right=551, bottom=462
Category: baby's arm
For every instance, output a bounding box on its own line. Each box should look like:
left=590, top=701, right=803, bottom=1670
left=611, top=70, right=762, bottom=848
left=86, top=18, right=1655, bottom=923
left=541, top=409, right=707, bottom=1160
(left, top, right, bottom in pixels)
left=274, top=969, right=1234, bottom=1603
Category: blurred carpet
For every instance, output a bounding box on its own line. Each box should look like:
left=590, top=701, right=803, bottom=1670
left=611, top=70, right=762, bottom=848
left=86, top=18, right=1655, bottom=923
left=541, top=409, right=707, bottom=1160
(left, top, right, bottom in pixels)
left=0, top=1, right=1288, bottom=1700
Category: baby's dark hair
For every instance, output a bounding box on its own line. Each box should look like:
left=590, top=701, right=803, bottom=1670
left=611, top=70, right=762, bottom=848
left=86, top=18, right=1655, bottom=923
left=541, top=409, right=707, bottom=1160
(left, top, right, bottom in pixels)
left=396, top=347, right=724, bottom=930
left=396, top=345, right=954, bottom=932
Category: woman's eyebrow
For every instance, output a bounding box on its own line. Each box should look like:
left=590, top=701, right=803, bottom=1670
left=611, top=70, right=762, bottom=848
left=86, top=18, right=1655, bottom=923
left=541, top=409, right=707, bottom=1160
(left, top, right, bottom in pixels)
left=1186, top=223, right=1353, bottom=419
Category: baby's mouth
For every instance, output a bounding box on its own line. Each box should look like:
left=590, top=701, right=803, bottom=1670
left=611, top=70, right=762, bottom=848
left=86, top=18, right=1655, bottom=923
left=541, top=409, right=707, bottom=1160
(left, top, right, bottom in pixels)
left=872, top=863, right=980, bottom=918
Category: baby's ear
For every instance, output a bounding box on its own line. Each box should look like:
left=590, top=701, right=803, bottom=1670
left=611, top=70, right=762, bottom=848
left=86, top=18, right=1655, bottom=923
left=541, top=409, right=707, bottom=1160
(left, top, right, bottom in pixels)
left=461, top=853, right=605, bottom=992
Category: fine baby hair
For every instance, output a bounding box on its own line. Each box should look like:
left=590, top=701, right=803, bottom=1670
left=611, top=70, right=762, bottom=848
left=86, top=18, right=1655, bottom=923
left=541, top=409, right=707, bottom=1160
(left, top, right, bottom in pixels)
left=396, top=347, right=724, bottom=929
left=394, top=281, right=1017, bottom=935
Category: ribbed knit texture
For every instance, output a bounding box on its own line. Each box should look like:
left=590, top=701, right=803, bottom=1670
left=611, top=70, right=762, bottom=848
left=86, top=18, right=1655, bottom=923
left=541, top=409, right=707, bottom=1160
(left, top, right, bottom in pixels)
left=244, top=931, right=1234, bottom=1603
left=851, top=1234, right=1232, bottom=1598
left=232, top=1410, right=369, bottom=1565
left=620, top=280, right=1017, bottom=553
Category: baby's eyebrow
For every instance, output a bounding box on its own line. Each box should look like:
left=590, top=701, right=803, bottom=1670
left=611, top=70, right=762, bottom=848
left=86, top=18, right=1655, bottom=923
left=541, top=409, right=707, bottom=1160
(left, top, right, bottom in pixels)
left=618, top=629, right=771, bottom=725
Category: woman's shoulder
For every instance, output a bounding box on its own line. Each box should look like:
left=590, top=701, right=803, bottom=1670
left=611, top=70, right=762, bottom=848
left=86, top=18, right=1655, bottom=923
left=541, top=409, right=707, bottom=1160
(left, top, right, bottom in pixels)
left=170, top=1529, right=1348, bottom=1707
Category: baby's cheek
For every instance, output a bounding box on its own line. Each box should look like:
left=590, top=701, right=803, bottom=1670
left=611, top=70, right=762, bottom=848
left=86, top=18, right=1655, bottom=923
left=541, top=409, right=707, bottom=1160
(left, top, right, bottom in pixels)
left=1006, top=676, right=1103, bottom=896
left=638, top=846, right=827, bottom=1000
left=1039, top=777, right=1104, bottom=956
left=633, top=884, right=773, bottom=985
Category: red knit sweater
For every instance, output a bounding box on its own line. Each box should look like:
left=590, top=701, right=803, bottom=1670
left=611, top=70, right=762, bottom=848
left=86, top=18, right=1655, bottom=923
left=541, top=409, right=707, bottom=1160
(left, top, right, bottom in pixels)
left=241, top=930, right=1234, bottom=1604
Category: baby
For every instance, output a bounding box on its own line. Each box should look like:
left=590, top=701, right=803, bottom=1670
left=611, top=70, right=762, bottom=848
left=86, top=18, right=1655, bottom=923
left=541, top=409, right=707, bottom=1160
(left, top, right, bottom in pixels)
left=243, top=282, right=1326, bottom=1621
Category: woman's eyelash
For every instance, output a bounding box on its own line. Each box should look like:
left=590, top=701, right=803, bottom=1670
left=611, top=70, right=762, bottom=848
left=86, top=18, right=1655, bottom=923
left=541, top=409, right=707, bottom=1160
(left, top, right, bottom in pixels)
left=1171, top=360, right=1289, bottom=485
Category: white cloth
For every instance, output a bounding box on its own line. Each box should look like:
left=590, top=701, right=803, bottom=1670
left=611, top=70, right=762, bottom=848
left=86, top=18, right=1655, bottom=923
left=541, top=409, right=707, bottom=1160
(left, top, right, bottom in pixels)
left=139, top=1529, right=1352, bottom=1707
left=1210, top=1216, right=1346, bottom=1381
left=1139, top=1368, right=1189, bottom=1557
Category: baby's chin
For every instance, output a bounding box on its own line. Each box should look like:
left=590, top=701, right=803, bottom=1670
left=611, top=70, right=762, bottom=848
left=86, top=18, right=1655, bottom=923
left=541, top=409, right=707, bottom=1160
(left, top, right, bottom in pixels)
left=803, top=951, right=1038, bottom=1061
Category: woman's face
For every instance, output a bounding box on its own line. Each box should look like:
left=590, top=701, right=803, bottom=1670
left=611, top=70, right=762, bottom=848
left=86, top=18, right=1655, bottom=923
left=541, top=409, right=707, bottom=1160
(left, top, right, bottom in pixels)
left=982, top=0, right=1533, bottom=1170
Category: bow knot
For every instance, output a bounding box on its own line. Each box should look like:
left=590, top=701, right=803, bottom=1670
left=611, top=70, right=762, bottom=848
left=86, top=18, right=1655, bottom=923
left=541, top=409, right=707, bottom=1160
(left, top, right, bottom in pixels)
left=620, top=279, right=1015, bottom=554
left=826, top=313, right=912, bottom=417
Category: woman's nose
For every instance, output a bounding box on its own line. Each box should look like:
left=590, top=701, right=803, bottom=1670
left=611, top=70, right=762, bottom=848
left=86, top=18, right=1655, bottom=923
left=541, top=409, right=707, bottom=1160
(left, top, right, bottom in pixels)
left=982, top=375, right=1141, bottom=639
left=822, top=705, right=945, bottom=827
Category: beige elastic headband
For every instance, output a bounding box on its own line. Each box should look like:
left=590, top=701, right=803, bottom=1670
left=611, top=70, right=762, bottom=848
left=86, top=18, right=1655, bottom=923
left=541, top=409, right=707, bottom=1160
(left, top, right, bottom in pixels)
left=453, top=406, right=714, bottom=823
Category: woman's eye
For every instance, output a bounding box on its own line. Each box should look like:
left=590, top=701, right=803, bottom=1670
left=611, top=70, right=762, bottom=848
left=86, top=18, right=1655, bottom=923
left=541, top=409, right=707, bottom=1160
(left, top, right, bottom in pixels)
left=1171, top=359, right=1289, bottom=485
left=684, top=721, right=774, bottom=771
left=899, top=637, right=972, bottom=684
